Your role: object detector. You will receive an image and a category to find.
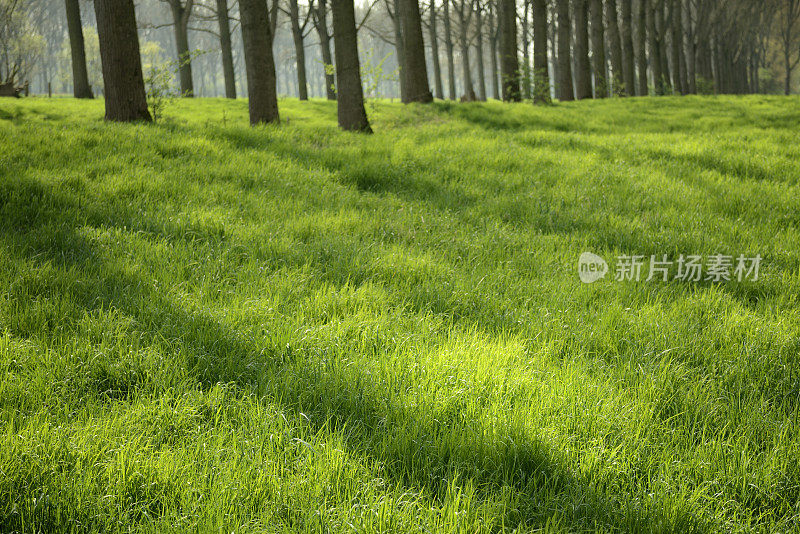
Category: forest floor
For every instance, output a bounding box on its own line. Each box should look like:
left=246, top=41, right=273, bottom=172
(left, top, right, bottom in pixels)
left=1, top=95, right=799, bottom=533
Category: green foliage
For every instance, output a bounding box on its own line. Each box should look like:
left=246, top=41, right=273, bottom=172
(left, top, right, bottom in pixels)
left=143, top=49, right=204, bottom=123
left=0, top=96, right=799, bottom=533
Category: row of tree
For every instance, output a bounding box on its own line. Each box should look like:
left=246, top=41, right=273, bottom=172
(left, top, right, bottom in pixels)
left=4, top=0, right=799, bottom=131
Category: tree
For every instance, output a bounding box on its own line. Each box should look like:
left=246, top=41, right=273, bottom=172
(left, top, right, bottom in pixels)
left=93, top=0, right=151, bottom=121
left=778, top=0, right=800, bottom=95
left=620, top=0, right=636, bottom=95
left=487, top=0, right=500, bottom=99
left=286, top=0, right=313, bottom=100
left=531, top=0, right=550, bottom=103
left=428, top=0, right=445, bottom=99
left=574, top=0, right=592, bottom=99
left=647, top=0, right=665, bottom=94
left=473, top=0, right=488, bottom=100
left=555, top=0, right=573, bottom=100
left=163, top=0, right=195, bottom=97
left=400, top=0, right=433, bottom=102
left=606, top=0, right=625, bottom=95
left=443, top=0, right=457, bottom=99
left=1, top=0, right=44, bottom=88
left=589, top=0, right=607, bottom=97
left=240, top=0, right=280, bottom=124
left=216, top=0, right=236, bottom=98
left=635, top=0, right=648, bottom=95
left=65, top=0, right=92, bottom=98
left=453, top=0, right=477, bottom=100
left=311, top=0, right=336, bottom=100
left=331, top=0, right=372, bottom=131
left=499, top=0, right=521, bottom=101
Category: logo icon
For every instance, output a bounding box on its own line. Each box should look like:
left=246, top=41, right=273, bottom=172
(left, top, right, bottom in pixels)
left=578, top=252, right=608, bottom=283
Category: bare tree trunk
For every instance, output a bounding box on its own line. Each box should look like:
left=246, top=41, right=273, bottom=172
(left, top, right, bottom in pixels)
left=94, top=0, right=151, bottom=121
left=683, top=0, right=695, bottom=94
left=646, top=0, right=664, bottom=93
left=216, top=0, right=237, bottom=98
left=555, top=0, right=573, bottom=100
left=390, top=0, right=407, bottom=100
left=169, top=1, right=194, bottom=97
left=313, top=0, right=336, bottom=100
left=635, top=0, right=648, bottom=95
left=456, top=0, right=477, bottom=99
left=65, top=0, right=93, bottom=98
left=589, top=0, right=607, bottom=98
left=655, top=0, right=671, bottom=92
left=520, top=0, right=531, bottom=99
left=429, top=0, right=445, bottom=99
left=240, top=0, right=280, bottom=124
left=331, top=0, right=372, bottom=131
left=620, top=0, right=636, bottom=95
left=532, top=0, right=550, bottom=103
left=605, top=0, right=624, bottom=95
left=475, top=4, right=488, bottom=100
left=675, top=0, right=687, bottom=94
left=443, top=0, right=457, bottom=99
left=400, top=0, right=433, bottom=102
left=289, top=0, right=309, bottom=100
left=488, top=0, right=500, bottom=99
left=499, top=0, right=521, bottom=100
left=573, top=0, right=592, bottom=99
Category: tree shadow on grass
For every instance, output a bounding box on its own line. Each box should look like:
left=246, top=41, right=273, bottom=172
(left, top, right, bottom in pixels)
left=0, top=178, right=711, bottom=533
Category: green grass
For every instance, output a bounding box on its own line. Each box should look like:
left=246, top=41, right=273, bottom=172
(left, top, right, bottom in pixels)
left=1, top=94, right=799, bottom=533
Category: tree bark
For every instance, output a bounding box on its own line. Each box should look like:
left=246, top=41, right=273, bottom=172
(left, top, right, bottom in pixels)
left=65, top=0, right=93, bottom=98
left=289, top=0, right=309, bottom=100
left=620, top=0, right=636, bottom=95
left=532, top=0, right=550, bottom=103
left=488, top=0, right=500, bottom=99
left=646, top=0, right=664, bottom=93
left=429, top=0, right=445, bottom=99
left=682, top=0, right=695, bottom=94
left=331, top=0, right=372, bottom=131
left=94, top=0, right=151, bottom=121
left=443, top=0, right=458, bottom=99
left=456, top=0, right=477, bottom=100
left=520, top=0, right=531, bottom=99
left=499, top=0, right=521, bottom=101
left=635, top=0, right=648, bottom=95
left=400, top=0, right=433, bottom=102
left=605, top=0, right=624, bottom=95
left=240, top=0, right=280, bottom=124
left=655, top=0, right=671, bottom=92
left=216, top=0, right=237, bottom=98
left=573, top=0, right=592, bottom=99
left=555, top=0, right=573, bottom=100
left=589, top=0, right=607, bottom=98
left=313, top=0, right=336, bottom=100
left=475, top=4, right=488, bottom=100
left=390, top=0, right=407, bottom=101
left=169, top=1, right=194, bottom=97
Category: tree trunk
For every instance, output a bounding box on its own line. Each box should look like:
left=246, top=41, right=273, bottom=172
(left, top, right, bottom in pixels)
left=65, top=0, right=93, bottom=98
left=400, top=0, right=433, bottom=102
left=391, top=0, right=407, bottom=101
left=520, top=1, right=531, bottom=99
left=429, top=0, right=445, bottom=99
left=475, top=6, right=487, bottom=100
left=620, top=0, right=635, bottom=95
left=169, top=1, right=194, bottom=97
left=668, top=0, right=680, bottom=93
left=240, top=0, right=280, bottom=124
left=331, top=0, right=372, bottom=131
left=635, top=0, right=648, bottom=95
left=675, top=0, right=687, bottom=94
left=443, top=0, right=457, bottom=99
left=573, top=0, right=592, bottom=99
left=532, top=0, right=550, bottom=103
left=605, top=0, right=624, bottom=95
left=655, top=0, right=671, bottom=92
left=313, top=0, right=336, bottom=100
left=216, top=0, right=237, bottom=98
left=682, top=0, right=695, bottom=94
left=94, top=0, right=151, bottom=121
left=499, top=0, right=521, bottom=101
left=289, top=0, right=309, bottom=100
left=589, top=0, right=607, bottom=98
left=646, top=0, right=663, bottom=94
left=457, top=1, right=477, bottom=100
left=555, top=0, right=573, bottom=100
left=488, top=0, right=500, bottom=99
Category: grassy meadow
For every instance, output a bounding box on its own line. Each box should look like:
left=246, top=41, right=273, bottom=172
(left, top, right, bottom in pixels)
left=0, top=95, right=799, bottom=533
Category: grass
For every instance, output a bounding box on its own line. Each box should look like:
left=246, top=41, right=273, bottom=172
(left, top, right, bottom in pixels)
left=0, top=94, right=799, bottom=533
